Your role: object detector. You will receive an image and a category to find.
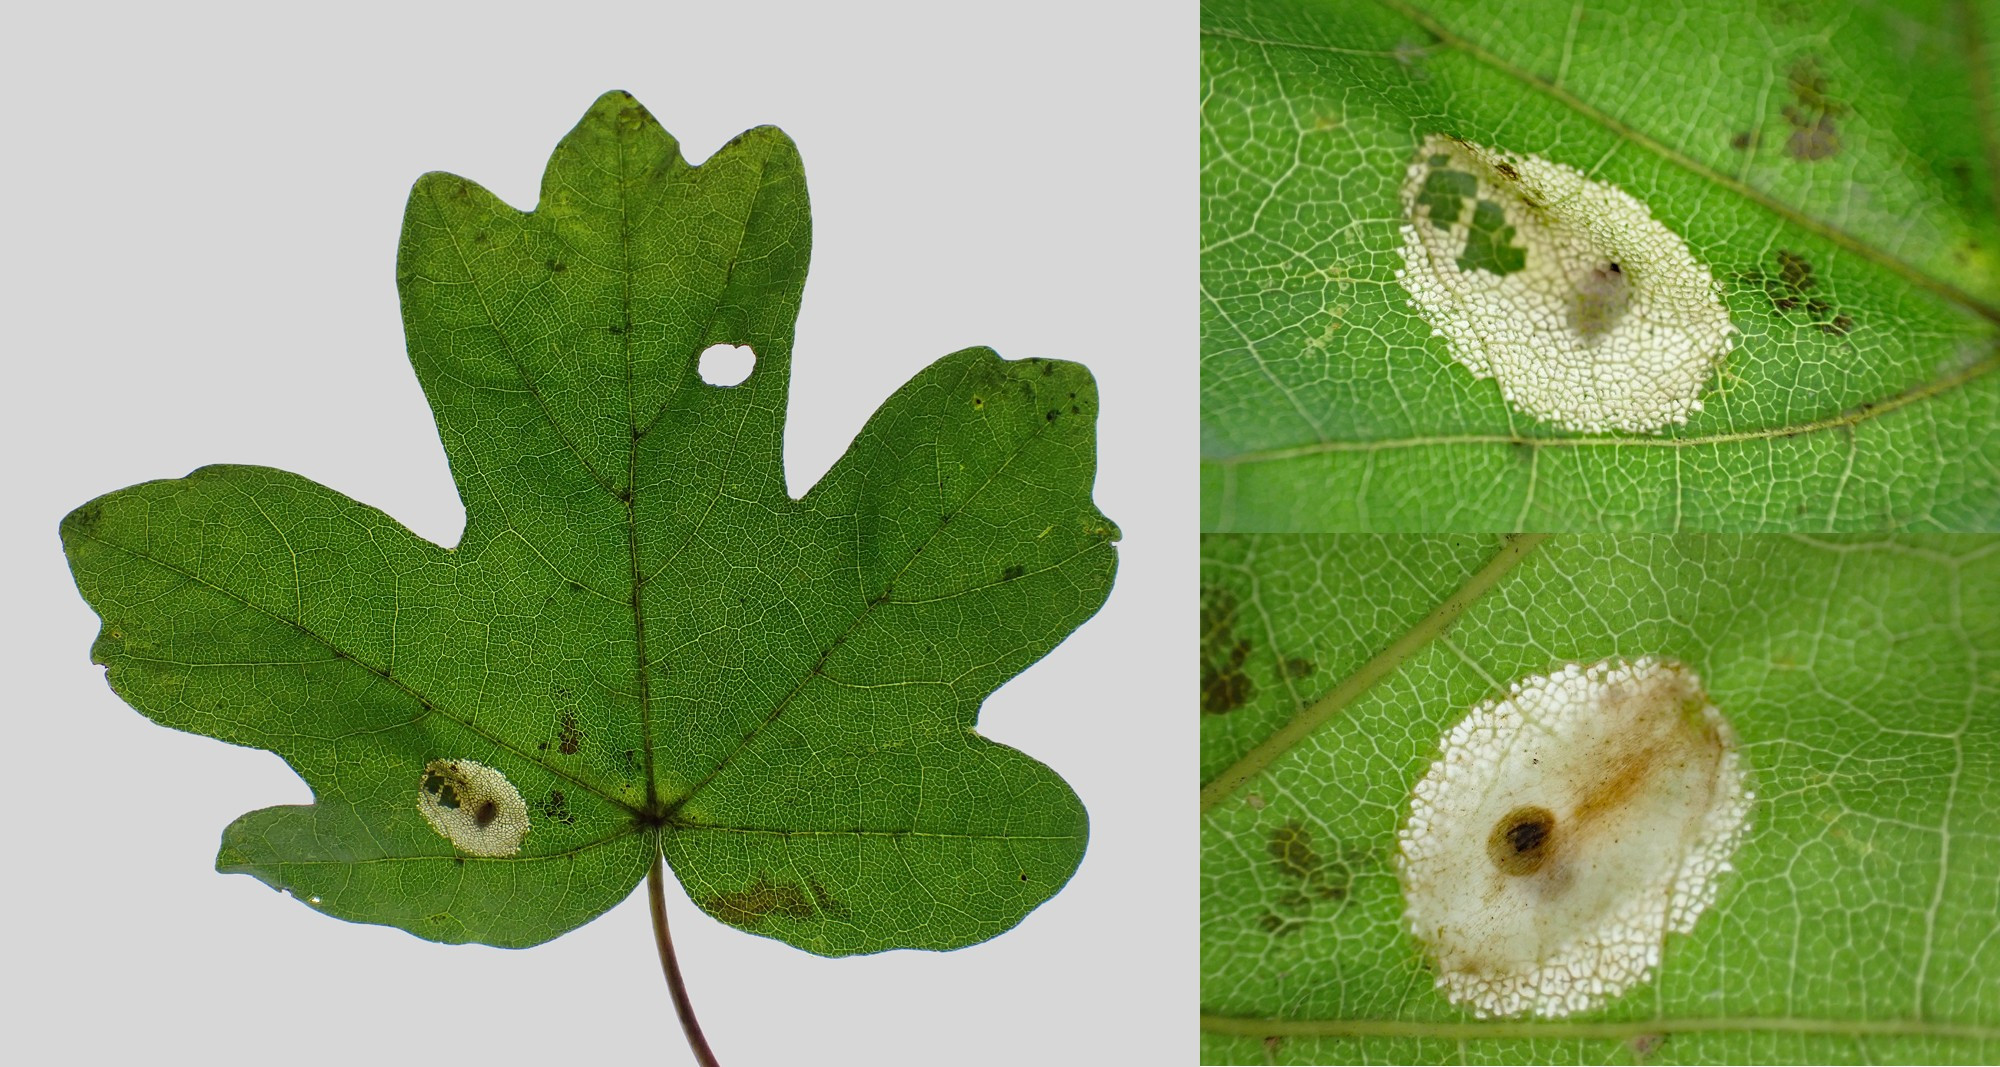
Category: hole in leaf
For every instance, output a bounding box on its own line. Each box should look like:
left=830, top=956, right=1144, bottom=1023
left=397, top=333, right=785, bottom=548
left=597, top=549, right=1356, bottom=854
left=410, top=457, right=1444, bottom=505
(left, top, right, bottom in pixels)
left=698, top=343, right=755, bottom=387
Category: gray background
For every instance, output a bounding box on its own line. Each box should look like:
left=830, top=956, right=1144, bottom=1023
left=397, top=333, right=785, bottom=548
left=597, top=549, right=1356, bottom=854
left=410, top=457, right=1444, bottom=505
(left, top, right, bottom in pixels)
left=1, top=2, right=1189, bottom=1062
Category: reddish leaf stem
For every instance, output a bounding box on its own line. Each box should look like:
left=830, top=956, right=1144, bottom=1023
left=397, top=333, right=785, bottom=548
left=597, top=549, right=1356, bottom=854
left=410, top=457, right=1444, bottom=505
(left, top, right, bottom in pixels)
left=649, top=847, right=720, bottom=1067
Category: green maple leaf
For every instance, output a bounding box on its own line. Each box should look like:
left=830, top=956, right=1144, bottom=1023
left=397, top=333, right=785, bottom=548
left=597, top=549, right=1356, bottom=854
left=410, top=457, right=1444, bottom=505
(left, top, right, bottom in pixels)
left=1201, top=0, right=2000, bottom=531
left=1200, top=534, right=2000, bottom=1063
left=60, top=90, right=1117, bottom=976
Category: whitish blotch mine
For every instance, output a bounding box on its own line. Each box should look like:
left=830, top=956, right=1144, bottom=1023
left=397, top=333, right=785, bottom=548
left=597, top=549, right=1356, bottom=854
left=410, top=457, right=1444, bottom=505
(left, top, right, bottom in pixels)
left=1396, top=136, right=1736, bottom=433
left=418, top=758, right=530, bottom=857
left=1397, top=657, right=1752, bottom=1019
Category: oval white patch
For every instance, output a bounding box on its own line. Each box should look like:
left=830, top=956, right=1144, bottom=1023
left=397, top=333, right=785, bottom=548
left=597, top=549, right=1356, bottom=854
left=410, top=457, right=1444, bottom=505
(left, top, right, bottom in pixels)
left=417, top=758, right=531, bottom=857
left=1395, top=135, right=1736, bottom=434
left=1397, top=656, right=1752, bottom=1019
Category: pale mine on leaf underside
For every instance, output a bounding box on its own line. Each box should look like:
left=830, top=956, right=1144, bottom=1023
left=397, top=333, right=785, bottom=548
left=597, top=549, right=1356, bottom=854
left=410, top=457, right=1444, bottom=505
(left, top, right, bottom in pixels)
left=1397, top=657, right=1753, bottom=1019
left=1395, top=135, right=1737, bottom=434
left=418, top=758, right=530, bottom=858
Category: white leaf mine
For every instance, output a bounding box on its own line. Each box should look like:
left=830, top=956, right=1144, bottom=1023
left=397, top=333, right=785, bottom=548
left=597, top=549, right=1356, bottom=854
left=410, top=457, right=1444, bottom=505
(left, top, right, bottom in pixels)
left=1397, top=656, right=1753, bottom=1019
left=418, top=758, right=530, bottom=857
left=1395, top=135, right=1736, bottom=434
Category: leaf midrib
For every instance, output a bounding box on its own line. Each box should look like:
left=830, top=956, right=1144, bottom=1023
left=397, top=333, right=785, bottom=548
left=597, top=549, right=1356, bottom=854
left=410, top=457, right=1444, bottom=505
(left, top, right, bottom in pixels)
left=1199, top=533, right=1546, bottom=812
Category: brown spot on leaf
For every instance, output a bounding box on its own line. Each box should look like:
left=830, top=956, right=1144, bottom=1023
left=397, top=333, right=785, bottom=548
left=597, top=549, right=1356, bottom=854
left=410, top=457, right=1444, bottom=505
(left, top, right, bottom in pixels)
left=1283, top=656, right=1316, bottom=680
left=557, top=710, right=582, bottom=755
left=1201, top=586, right=1255, bottom=715
left=616, top=103, right=654, bottom=130
left=1782, top=56, right=1846, bottom=161
left=1746, top=250, right=1853, bottom=334
left=703, top=876, right=817, bottom=927
left=805, top=878, right=850, bottom=919
left=1268, top=822, right=1353, bottom=907
left=1776, top=250, right=1816, bottom=292
left=1270, top=822, right=1321, bottom=880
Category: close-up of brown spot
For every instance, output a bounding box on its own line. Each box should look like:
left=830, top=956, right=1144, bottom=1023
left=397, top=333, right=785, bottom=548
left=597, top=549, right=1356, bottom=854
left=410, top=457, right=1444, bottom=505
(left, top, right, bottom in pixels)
left=543, top=788, right=576, bottom=826
left=1486, top=805, right=1556, bottom=876
left=805, top=878, right=850, bottom=919
left=1200, top=585, right=1255, bottom=715
left=1283, top=656, right=1316, bottom=680
left=1269, top=821, right=1322, bottom=881
left=1782, top=55, right=1846, bottom=161
left=1745, top=250, right=1853, bottom=335
left=1267, top=822, right=1352, bottom=909
left=557, top=709, right=582, bottom=755
left=1776, top=249, right=1815, bottom=293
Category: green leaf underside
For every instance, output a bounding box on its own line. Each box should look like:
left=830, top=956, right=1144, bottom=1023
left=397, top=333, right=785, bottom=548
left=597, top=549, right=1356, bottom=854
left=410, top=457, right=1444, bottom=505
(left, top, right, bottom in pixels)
left=61, top=92, right=1117, bottom=953
left=1200, top=534, right=2000, bottom=1064
left=1201, top=0, right=2000, bottom=531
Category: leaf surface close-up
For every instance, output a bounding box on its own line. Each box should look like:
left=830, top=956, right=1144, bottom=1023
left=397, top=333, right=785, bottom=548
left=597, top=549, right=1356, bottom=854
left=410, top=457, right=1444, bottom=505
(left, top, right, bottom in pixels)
left=1202, top=0, right=2000, bottom=531
left=1200, top=534, right=2000, bottom=1064
left=59, top=91, right=1118, bottom=961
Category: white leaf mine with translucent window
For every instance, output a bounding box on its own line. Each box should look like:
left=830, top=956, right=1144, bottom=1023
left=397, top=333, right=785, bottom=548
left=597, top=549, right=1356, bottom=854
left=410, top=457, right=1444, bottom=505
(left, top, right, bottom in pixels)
left=1397, top=656, right=1752, bottom=1019
left=1395, top=135, right=1736, bottom=434
left=418, top=758, right=530, bottom=857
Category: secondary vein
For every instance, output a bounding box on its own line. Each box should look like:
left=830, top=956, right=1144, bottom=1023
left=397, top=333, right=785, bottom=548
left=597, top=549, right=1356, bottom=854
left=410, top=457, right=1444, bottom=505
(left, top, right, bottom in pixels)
left=1199, top=534, right=1546, bottom=814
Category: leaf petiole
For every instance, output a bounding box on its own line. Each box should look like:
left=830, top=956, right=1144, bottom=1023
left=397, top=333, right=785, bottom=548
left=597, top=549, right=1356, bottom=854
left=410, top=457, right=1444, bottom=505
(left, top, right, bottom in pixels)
left=649, top=842, right=720, bottom=1067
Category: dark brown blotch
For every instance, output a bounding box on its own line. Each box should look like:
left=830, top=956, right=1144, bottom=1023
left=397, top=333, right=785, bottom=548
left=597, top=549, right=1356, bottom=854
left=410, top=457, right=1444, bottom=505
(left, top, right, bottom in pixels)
left=1487, top=805, right=1556, bottom=876
left=703, top=876, right=818, bottom=928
